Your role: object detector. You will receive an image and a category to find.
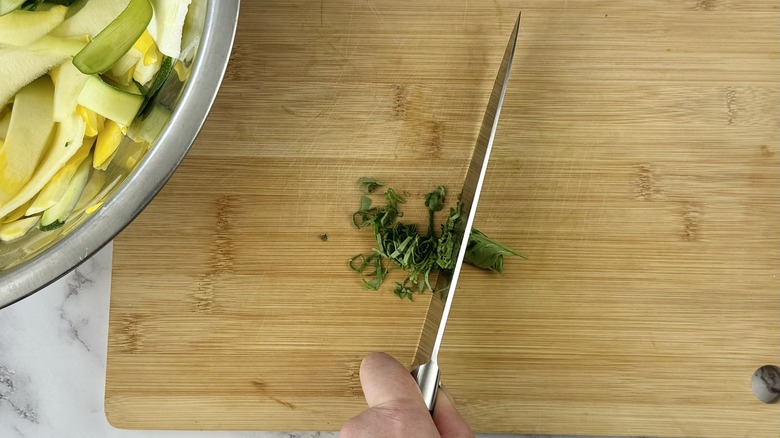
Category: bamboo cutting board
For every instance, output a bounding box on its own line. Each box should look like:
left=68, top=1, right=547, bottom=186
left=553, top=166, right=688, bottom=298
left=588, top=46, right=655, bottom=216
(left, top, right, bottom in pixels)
left=106, top=1, right=780, bottom=436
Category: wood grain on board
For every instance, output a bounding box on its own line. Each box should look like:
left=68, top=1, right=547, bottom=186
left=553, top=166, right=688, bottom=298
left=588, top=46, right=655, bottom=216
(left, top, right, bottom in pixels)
left=106, top=1, right=780, bottom=435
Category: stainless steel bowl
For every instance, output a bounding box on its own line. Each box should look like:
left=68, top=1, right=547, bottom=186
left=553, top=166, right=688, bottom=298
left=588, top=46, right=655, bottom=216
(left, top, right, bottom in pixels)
left=0, top=1, right=240, bottom=308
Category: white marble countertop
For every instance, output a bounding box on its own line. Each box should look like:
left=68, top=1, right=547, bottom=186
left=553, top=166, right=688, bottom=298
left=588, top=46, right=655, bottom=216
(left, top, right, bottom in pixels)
left=0, top=244, right=614, bottom=438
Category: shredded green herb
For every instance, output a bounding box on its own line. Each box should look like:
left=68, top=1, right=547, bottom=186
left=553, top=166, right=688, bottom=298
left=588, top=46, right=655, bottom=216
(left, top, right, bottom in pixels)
left=465, top=228, right=527, bottom=274
left=349, top=252, right=387, bottom=290
left=358, top=177, right=384, bottom=194
left=350, top=177, right=525, bottom=299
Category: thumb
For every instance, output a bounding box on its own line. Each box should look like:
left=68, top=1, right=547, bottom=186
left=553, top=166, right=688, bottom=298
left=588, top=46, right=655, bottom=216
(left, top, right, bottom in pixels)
left=340, top=353, right=440, bottom=438
left=359, top=352, right=429, bottom=409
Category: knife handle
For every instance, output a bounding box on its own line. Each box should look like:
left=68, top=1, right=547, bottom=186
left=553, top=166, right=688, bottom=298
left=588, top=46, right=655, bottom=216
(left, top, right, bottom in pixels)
left=411, top=359, right=440, bottom=413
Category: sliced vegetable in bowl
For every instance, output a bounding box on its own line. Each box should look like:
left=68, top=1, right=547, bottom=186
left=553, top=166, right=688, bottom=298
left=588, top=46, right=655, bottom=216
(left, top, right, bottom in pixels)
left=72, top=0, right=152, bottom=75
left=0, top=0, right=236, bottom=309
left=0, top=4, right=69, bottom=46
left=1, top=0, right=238, bottom=307
left=0, top=0, right=192, bottom=242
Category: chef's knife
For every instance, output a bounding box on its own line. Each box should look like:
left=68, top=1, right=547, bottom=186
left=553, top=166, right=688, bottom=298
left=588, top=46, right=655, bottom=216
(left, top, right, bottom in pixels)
left=412, top=12, right=521, bottom=413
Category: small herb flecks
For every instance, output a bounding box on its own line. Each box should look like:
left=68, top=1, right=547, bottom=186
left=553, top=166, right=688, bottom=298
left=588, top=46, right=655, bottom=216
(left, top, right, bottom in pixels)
left=350, top=178, right=524, bottom=299
left=320, top=233, right=328, bottom=241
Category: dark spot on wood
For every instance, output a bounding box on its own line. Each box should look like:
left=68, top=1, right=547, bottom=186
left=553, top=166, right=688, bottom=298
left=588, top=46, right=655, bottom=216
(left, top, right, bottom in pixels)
left=345, top=358, right=363, bottom=397
left=214, top=195, right=235, bottom=273
left=393, top=84, right=408, bottom=119
left=682, top=203, right=703, bottom=241
left=281, top=105, right=296, bottom=116
left=193, top=195, right=236, bottom=312
left=270, top=396, right=296, bottom=409
left=760, top=145, right=776, bottom=158
left=319, top=233, right=328, bottom=241
left=118, top=314, right=144, bottom=354
left=635, top=163, right=660, bottom=201
left=725, top=87, right=737, bottom=125
left=251, top=379, right=267, bottom=391
left=225, top=42, right=245, bottom=82
left=427, top=121, right=443, bottom=158
left=192, top=286, right=215, bottom=312
left=695, top=0, right=715, bottom=10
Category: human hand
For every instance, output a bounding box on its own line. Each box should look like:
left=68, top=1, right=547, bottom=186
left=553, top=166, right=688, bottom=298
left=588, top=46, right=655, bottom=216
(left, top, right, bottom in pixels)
left=340, top=352, right=474, bottom=438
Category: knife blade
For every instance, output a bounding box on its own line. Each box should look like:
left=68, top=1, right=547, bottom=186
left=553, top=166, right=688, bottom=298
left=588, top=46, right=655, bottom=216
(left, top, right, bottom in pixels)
left=412, top=12, right=522, bottom=413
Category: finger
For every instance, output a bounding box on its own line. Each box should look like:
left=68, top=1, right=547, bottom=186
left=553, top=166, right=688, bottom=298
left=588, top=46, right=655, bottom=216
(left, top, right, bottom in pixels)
left=359, top=352, right=427, bottom=409
left=340, top=404, right=439, bottom=438
left=339, top=409, right=398, bottom=438
left=433, top=385, right=474, bottom=438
